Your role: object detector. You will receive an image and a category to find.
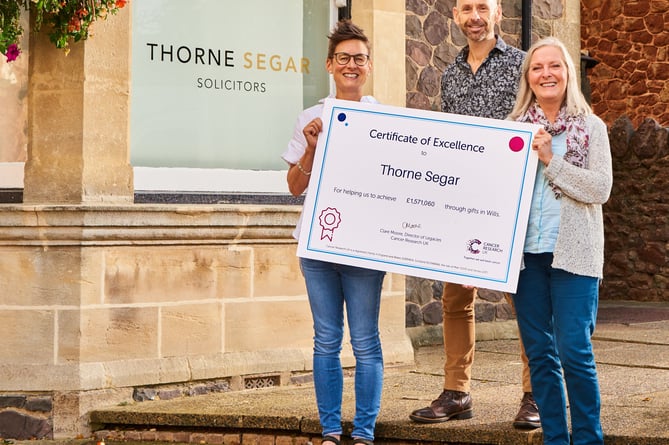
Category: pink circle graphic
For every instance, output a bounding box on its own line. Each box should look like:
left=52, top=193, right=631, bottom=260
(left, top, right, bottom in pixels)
left=509, top=136, right=525, bottom=152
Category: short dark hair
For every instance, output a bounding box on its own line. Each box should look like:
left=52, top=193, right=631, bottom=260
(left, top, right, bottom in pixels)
left=327, top=19, right=370, bottom=59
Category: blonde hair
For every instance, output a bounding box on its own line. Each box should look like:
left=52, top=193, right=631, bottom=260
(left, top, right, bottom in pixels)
left=509, top=37, right=592, bottom=120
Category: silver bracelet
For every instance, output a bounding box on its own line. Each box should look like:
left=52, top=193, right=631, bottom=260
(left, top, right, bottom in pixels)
left=296, top=160, right=311, bottom=176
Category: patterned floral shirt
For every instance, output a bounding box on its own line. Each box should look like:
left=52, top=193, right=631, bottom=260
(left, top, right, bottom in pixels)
left=441, top=36, right=526, bottom=119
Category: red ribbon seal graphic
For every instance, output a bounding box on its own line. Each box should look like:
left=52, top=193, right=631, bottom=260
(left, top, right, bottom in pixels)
left=318, top=207, right=342, bottom=241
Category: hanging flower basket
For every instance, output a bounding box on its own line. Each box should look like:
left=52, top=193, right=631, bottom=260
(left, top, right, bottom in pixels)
left=0, top=0, right=128, bottom=62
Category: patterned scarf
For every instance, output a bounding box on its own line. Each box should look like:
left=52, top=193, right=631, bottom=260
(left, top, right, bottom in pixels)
left=518, top=103, right=590, bottom=199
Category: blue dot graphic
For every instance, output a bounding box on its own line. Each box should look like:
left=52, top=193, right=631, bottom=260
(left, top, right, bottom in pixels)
left=337, top=113, right=347, bottom=122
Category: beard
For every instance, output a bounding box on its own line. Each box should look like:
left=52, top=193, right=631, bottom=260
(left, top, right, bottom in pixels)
left=461, top=19, right=493, bottom=42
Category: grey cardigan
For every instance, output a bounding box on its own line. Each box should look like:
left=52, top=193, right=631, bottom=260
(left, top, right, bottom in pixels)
left=543, top=114, right=613, bottom=278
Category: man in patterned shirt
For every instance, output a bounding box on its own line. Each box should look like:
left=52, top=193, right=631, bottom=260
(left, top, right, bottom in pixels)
left=409, top=0, right=540, bottom=430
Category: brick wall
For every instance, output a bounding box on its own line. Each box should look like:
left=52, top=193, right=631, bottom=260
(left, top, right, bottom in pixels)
left=580, top=0, right=669, bottom=301
left=581, top=0, right=669, bottom=127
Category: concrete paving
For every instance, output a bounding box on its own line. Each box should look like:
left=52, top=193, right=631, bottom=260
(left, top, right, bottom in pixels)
left=90, top=300, right=669, bottom=445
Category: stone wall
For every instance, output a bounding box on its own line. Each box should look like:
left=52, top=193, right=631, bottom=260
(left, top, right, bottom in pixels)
left=405, top=278, right=521, bottom=345
left=0, top=395, right=52, bottom=440
left=0, top=204, right=413, bottom=439
left=581, top=0, right=669, bottom=127
left=602, top=117, right=669, bottom=302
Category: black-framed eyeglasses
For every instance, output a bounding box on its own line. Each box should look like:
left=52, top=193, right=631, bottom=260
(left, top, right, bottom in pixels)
left=333, top=52, right=370, bottom=66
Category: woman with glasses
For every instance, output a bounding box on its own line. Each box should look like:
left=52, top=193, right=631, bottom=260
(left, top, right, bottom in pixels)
left=281, top=20, right=382, bottom=445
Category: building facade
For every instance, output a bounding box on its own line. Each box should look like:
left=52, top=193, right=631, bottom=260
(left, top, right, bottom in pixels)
left=0, top=0, right=666, bottom=440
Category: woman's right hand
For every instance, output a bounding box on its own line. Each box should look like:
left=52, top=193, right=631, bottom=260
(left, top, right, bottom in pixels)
left=287, top=118, right=322, bottom=197
left=303, top=117, right=323, bottom=152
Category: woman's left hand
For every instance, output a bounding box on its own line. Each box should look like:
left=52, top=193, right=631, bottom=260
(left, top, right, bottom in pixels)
left=532, top=128, right=553, bottom=166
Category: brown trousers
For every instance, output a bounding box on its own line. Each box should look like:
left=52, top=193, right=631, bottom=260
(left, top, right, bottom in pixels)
left=441, top=282, right=532, bottom=393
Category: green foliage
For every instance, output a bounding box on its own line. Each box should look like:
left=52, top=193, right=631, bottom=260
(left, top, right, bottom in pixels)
left=0, top=0, right=128, bottom=61
left=0, top=0, right=25, bottom=55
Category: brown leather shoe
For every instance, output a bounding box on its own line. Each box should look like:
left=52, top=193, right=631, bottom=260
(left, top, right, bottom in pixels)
left=513, top=392, right=541, bottom=429
left=409, top=390, right=473, bottom=423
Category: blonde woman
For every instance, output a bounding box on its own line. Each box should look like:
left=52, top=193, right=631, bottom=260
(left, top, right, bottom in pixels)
left=508, top=37, right=613, bottom=445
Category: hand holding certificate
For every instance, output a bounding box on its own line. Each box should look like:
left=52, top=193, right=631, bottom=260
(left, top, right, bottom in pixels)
left=297, top=98, right=541, bottom=292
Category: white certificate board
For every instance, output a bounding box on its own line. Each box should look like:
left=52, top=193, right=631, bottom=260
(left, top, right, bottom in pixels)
left=297, top=99, right=541, bottom=292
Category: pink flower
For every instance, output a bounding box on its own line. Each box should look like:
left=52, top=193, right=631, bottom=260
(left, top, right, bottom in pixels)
left=5, top=44, right=20, bottom=62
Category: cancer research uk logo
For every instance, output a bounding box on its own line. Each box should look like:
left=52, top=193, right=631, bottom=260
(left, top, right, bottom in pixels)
left=466, top=238, right=504, bottom=255
left=466, top=239, right=482, bottom=254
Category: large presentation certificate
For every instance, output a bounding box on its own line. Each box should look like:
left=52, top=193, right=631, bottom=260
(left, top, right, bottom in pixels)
left=297, top=99, right=541, bottom=292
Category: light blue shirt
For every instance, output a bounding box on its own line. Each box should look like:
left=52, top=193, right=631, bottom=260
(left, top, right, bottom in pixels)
left=524, top=131, right=567, bottom=253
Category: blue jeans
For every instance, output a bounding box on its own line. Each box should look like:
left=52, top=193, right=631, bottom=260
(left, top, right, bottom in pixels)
left=512, top=253, right=603, bottom=445
left=300, top=257, right=385, bottom=441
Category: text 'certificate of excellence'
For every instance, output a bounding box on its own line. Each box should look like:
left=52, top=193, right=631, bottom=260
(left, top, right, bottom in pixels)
left=297, top=99, right=542, bottom=293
